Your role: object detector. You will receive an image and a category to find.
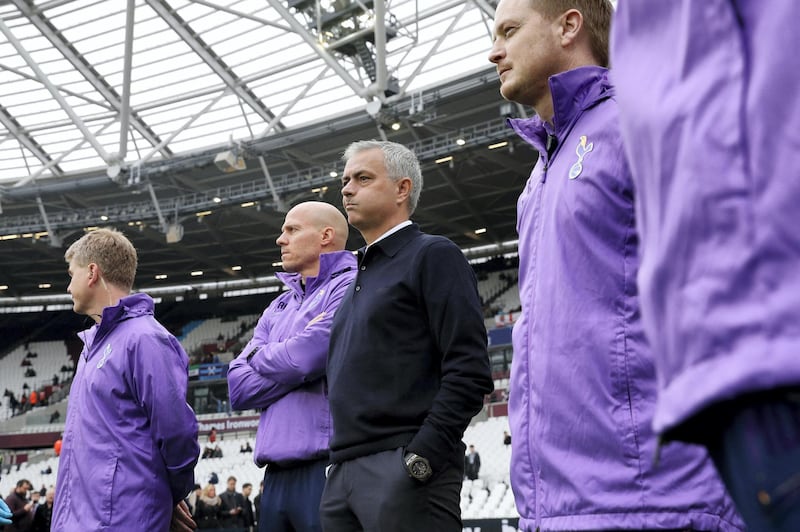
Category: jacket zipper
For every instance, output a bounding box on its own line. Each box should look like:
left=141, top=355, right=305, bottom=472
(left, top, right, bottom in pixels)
left=540, top=133, right=559, bottom=182
left=530, top=176, right=546, bottom=529
left=530, top=135, right=557, bottom=527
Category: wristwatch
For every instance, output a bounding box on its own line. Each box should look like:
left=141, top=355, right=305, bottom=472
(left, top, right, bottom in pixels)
left=403, top=452, right=432, bottom=482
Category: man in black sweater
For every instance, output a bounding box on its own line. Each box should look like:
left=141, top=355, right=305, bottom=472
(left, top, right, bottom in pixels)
left=321, top=140, right=494, bottom=531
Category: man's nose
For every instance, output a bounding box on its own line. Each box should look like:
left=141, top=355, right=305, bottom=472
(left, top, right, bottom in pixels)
left=488, top=41, right=504, bottom=64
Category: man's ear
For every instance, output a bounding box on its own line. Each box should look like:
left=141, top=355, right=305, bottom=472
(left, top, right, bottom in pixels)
left=396, top=177, right=412, bottom=206
left=86, top=263, right=99, bottom=287
left=559, top=9, right=583, bottom=47
left=320, top=226, right=335, bottom=246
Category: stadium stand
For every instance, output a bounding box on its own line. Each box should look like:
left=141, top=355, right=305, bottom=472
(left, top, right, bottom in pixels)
left=180, top=314, right=260, bottom=358
left=0, top=341, right=73, bottom=423
left=0, top=416, right=518, bottom=520
left=0, top=282, right=520, bottom=522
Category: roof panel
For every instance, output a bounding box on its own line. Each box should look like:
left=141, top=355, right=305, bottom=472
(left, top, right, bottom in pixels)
left=0, top=0, right=499, bottom=187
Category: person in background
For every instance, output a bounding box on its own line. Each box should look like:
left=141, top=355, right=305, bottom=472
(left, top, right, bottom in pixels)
left=186, top=483, right=202, bottom=520
left=4, top=479, right=33, bottom=532
left=31, top=488, right=54, bottom=532
left=228, top=201, right=356, bottom=532
left=0, top=486, right=9, bottom=525
left=612, top=3, right=800, bottom=530
left=253, top=481, right=263, bottom=527
left=0, top=493, right=11, bottom=527
left=464, top=444, right=481, bottom=481
left=321, top=140, right=494, bottom=531
left=219, top=475, right=245, bottom=529
left=30, top=490, right=40, bottom=510
left=241, top=482, right=255, bottom=531
left=489, top=0, right=742, bottom=530
left=196, top=484, right=223, bottom=530
left=52, top=228, right=200, bottom=532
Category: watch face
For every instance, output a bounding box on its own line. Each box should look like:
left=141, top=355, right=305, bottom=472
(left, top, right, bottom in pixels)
left=412, top=461, right=428, bottom=476
left=404, top=452, right=432, bottom=481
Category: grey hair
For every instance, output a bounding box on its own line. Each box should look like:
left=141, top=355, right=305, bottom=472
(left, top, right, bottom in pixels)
left=342, top=140, right=423, bottom=215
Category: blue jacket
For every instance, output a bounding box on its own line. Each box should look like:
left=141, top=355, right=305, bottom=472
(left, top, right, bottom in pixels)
left=52, top=293, right=199, bottom=532
left=227, top=250, right=356, bottom=465
left=508, top=66, right=743, bottom=531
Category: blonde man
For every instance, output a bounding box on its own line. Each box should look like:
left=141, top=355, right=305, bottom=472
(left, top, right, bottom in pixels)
left=53, top=228, right=199, bottom=532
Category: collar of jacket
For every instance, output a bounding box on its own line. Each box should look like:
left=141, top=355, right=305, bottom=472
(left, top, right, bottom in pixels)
left=507, top=65, right=613, bottom=155
left=358, top=223, right=419, bottom=263
left=81, top=292, right=155, bottom=350
left=276, top=249, right=356, bottom=297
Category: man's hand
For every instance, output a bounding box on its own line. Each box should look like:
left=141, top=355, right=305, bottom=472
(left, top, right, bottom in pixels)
left=0, top=497, right=11, bottom=525
left=307, top=311, right=326, bottom=327
left=170, top=500, right=196, bottom=532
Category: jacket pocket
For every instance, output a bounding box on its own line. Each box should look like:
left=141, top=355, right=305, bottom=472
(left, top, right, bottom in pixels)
left=99, top=456, right=120, bottom=527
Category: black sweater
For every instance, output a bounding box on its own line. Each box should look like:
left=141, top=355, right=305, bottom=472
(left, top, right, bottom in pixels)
left=327, top=224, right=494, bottom=474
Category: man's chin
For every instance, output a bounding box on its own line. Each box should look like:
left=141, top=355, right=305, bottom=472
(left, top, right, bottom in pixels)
left=346, top=215, right=364, bottom=230
left=499, top=85, right=516, bottom=103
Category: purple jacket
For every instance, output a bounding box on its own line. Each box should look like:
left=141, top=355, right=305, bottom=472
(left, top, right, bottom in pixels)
left=508, top=66, right=743, bottom=531
left=227, top=251, right=356, bottom=465
left=52, top=293, right=199, bottom=532
left=612, top=1, right=800, bottom=435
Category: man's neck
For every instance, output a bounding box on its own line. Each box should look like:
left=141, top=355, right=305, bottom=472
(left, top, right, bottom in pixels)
left=533, top=94, right=554, bottom=125
left=363, top=219, right=411, bottom=246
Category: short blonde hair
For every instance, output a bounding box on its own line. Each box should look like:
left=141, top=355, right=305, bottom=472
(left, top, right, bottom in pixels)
left=64, top=228, right=138, bottom=290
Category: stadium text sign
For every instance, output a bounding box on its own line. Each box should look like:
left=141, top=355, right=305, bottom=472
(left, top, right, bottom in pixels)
left=197, top=415, right=259, bottom=433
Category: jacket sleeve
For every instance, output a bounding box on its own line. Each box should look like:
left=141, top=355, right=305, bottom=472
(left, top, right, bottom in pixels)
left=247, top=272, right=355, bottom=385
left=227, top=345, right=296, bottom=410
left=131, top=331, right=200, bottom=504
left=407, top=240, right=494, bottom=473
left=227, top=302, right=300, bottom=410
left=5, top=495, right=26, bottom=522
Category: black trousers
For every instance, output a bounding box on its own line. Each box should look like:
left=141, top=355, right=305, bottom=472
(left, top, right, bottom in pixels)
left=320, top=447, right=462, bottom=532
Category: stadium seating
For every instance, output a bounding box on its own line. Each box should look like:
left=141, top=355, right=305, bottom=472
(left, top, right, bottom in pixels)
left=180, top=314, right=260, bottom=356
left=0, top=341, right=73, bottom=422
left=0, top=415, right=519, bottom=520
left=0, top=301, right=521, bottom=519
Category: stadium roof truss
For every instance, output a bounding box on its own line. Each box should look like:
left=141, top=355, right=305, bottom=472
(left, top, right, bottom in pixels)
left=0, top=0, right=497, bottom=184
left=0, top=0, right=538, bottom=301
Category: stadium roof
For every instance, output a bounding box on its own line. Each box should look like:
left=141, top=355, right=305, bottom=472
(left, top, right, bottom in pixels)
left=0, top=0, right=535, bottom=304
